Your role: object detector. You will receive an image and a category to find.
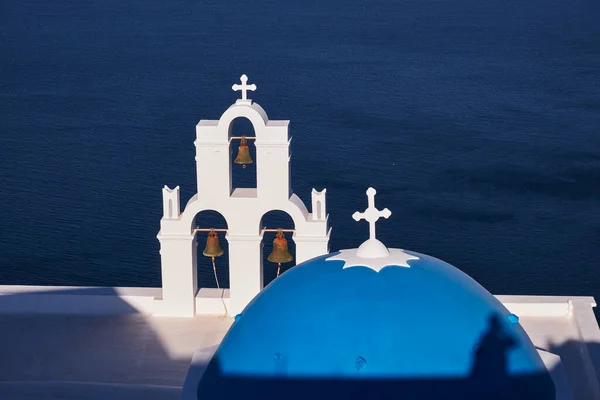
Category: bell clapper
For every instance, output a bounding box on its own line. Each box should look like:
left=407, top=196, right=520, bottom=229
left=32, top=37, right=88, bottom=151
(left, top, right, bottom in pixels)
left=277, top=263, right=281, bottom=277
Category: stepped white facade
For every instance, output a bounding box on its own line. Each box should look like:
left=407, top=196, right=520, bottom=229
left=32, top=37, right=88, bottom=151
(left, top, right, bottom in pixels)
left=156, top=75, right=329, bottom=317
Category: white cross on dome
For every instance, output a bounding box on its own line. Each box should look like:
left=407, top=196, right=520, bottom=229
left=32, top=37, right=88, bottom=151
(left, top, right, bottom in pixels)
left=326, top=187, right=419, bottom=271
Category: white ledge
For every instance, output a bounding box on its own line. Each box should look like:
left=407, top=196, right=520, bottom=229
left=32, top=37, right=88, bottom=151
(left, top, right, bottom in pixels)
left=0, top=287, right=596, bottom=321
left=0, top=286, right=161, bottom=315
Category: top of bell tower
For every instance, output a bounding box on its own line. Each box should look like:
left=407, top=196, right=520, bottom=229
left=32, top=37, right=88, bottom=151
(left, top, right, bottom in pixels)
left=194, top=74, right=292, bottom=201
left=231, top=74, right=257, bottom=105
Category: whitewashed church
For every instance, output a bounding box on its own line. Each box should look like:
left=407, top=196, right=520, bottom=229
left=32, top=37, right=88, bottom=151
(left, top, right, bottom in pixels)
left=0, top=76, right=599, bottom=400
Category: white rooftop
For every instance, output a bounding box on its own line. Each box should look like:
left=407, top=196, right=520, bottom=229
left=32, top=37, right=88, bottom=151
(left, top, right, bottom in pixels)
left=0, top=286, right=232, bottom=400
left=0, top=287, right=599, bottom=399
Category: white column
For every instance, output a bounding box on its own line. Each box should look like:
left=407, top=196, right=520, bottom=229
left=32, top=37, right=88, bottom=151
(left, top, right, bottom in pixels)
left=154, top=234, right=198, bottom=317
left=226, top=234, right=264, bottom=316
left=196, top=142, right=231, bottom=199
left=294, top=235, right=330, bottom=264
left=256, top=142, right=291, bottom=201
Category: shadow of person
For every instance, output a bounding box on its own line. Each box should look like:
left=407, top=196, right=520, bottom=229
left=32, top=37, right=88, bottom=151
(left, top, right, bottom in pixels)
left=466, top=313, right=552, bottom=400
left=470, top=313, right=517, bottom=380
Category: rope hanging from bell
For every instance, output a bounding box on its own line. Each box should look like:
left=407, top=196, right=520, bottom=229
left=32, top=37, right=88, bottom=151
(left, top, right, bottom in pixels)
left=203, top=229, right=224, bottom=288
left=267, top=229, right=293, bottom=277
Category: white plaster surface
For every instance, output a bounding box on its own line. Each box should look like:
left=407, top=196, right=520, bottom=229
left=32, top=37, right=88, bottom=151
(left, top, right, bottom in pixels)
left=326, top=248, right=419, bottom=272
left=180, top=348, right=219, bottom=400
left=511, top=297, right=600, bottom=400
left=538, top=349, right=574, bottom=400
left=0, top=311, right=231, bottom=400
left=195, top=288, right=230, bottom=316
left=498, top=295, right=575, bottom=317
left=0, top=382, right=181, bottom=400
left=0, top=286, right=161, bottom=315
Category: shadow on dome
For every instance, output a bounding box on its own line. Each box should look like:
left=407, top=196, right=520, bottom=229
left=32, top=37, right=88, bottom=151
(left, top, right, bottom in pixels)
left=197, top=312, right=555, bottom=400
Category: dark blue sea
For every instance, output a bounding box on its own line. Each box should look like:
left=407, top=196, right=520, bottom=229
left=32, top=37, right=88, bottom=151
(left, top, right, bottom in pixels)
left=1, top=0, right=599, bottom=305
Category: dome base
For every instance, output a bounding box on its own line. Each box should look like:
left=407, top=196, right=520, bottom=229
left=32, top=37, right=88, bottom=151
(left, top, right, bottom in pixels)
left=356, top=239, right=389, bottom=258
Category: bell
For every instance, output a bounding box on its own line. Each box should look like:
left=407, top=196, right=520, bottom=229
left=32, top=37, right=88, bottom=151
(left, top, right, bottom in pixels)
left=267, top=229, right=293, bottom=264
left=203, top=230, right=224, bottom=258
left=234, top=136, right=253, bottom=167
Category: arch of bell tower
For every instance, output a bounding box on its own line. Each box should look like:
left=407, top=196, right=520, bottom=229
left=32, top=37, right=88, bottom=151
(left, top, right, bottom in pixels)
left=195, top=102, right=291, bottom=201
left=155, top=75, right=330, bottom=317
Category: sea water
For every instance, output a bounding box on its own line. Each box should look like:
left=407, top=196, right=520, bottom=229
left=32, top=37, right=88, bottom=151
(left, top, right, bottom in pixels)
left=1, top=0, right=599, bottom=304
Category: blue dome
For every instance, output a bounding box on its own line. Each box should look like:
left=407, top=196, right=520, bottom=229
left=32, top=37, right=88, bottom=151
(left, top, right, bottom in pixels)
left=197, top=250, right=554, bottom=400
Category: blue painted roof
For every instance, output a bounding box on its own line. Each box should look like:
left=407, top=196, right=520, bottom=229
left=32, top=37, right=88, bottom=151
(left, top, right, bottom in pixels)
left=197, top=250, right=554, bottom=399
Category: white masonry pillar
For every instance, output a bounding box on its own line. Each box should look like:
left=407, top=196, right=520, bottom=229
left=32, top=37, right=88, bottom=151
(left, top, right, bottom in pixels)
left=226, top=234, right=264, bottom=316
left=155, top=234, right=198, bottom=317
left=294, top=235, right=330, bottom=264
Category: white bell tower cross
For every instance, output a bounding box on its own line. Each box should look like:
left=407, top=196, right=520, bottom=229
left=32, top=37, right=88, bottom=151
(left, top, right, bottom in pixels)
left=155, top=75, right=331, bottom=317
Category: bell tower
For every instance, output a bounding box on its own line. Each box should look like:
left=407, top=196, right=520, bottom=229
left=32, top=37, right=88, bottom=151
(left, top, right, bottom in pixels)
left=155, top=75, right=331, bottom=317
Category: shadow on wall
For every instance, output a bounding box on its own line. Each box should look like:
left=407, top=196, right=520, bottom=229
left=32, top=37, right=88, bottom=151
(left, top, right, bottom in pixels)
left=197, top=313, right=556, bottom=400
left=548, top=339, right=600, bottom=400
left=0, top=287, right=186, bottom=400
left=0, top=287, right=149, bottom=315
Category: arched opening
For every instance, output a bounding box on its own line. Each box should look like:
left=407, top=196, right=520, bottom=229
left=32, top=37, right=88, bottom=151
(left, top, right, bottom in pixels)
left=194, top=210, right=229, bottom=290
left=260, top=210, right=296, bottom=287
left=316, top=200, right=322, bottom=220
left=168, top=199, right=173, bottom=218
left=229, top=117, right=257, bottom=192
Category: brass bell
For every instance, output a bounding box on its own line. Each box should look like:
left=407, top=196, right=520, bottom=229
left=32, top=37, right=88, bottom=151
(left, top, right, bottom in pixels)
left=203, top=230, right=224, bottom=258
left=234, top=136, right=253, bottom=167
left=267, top=229, right=293, bottom=264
